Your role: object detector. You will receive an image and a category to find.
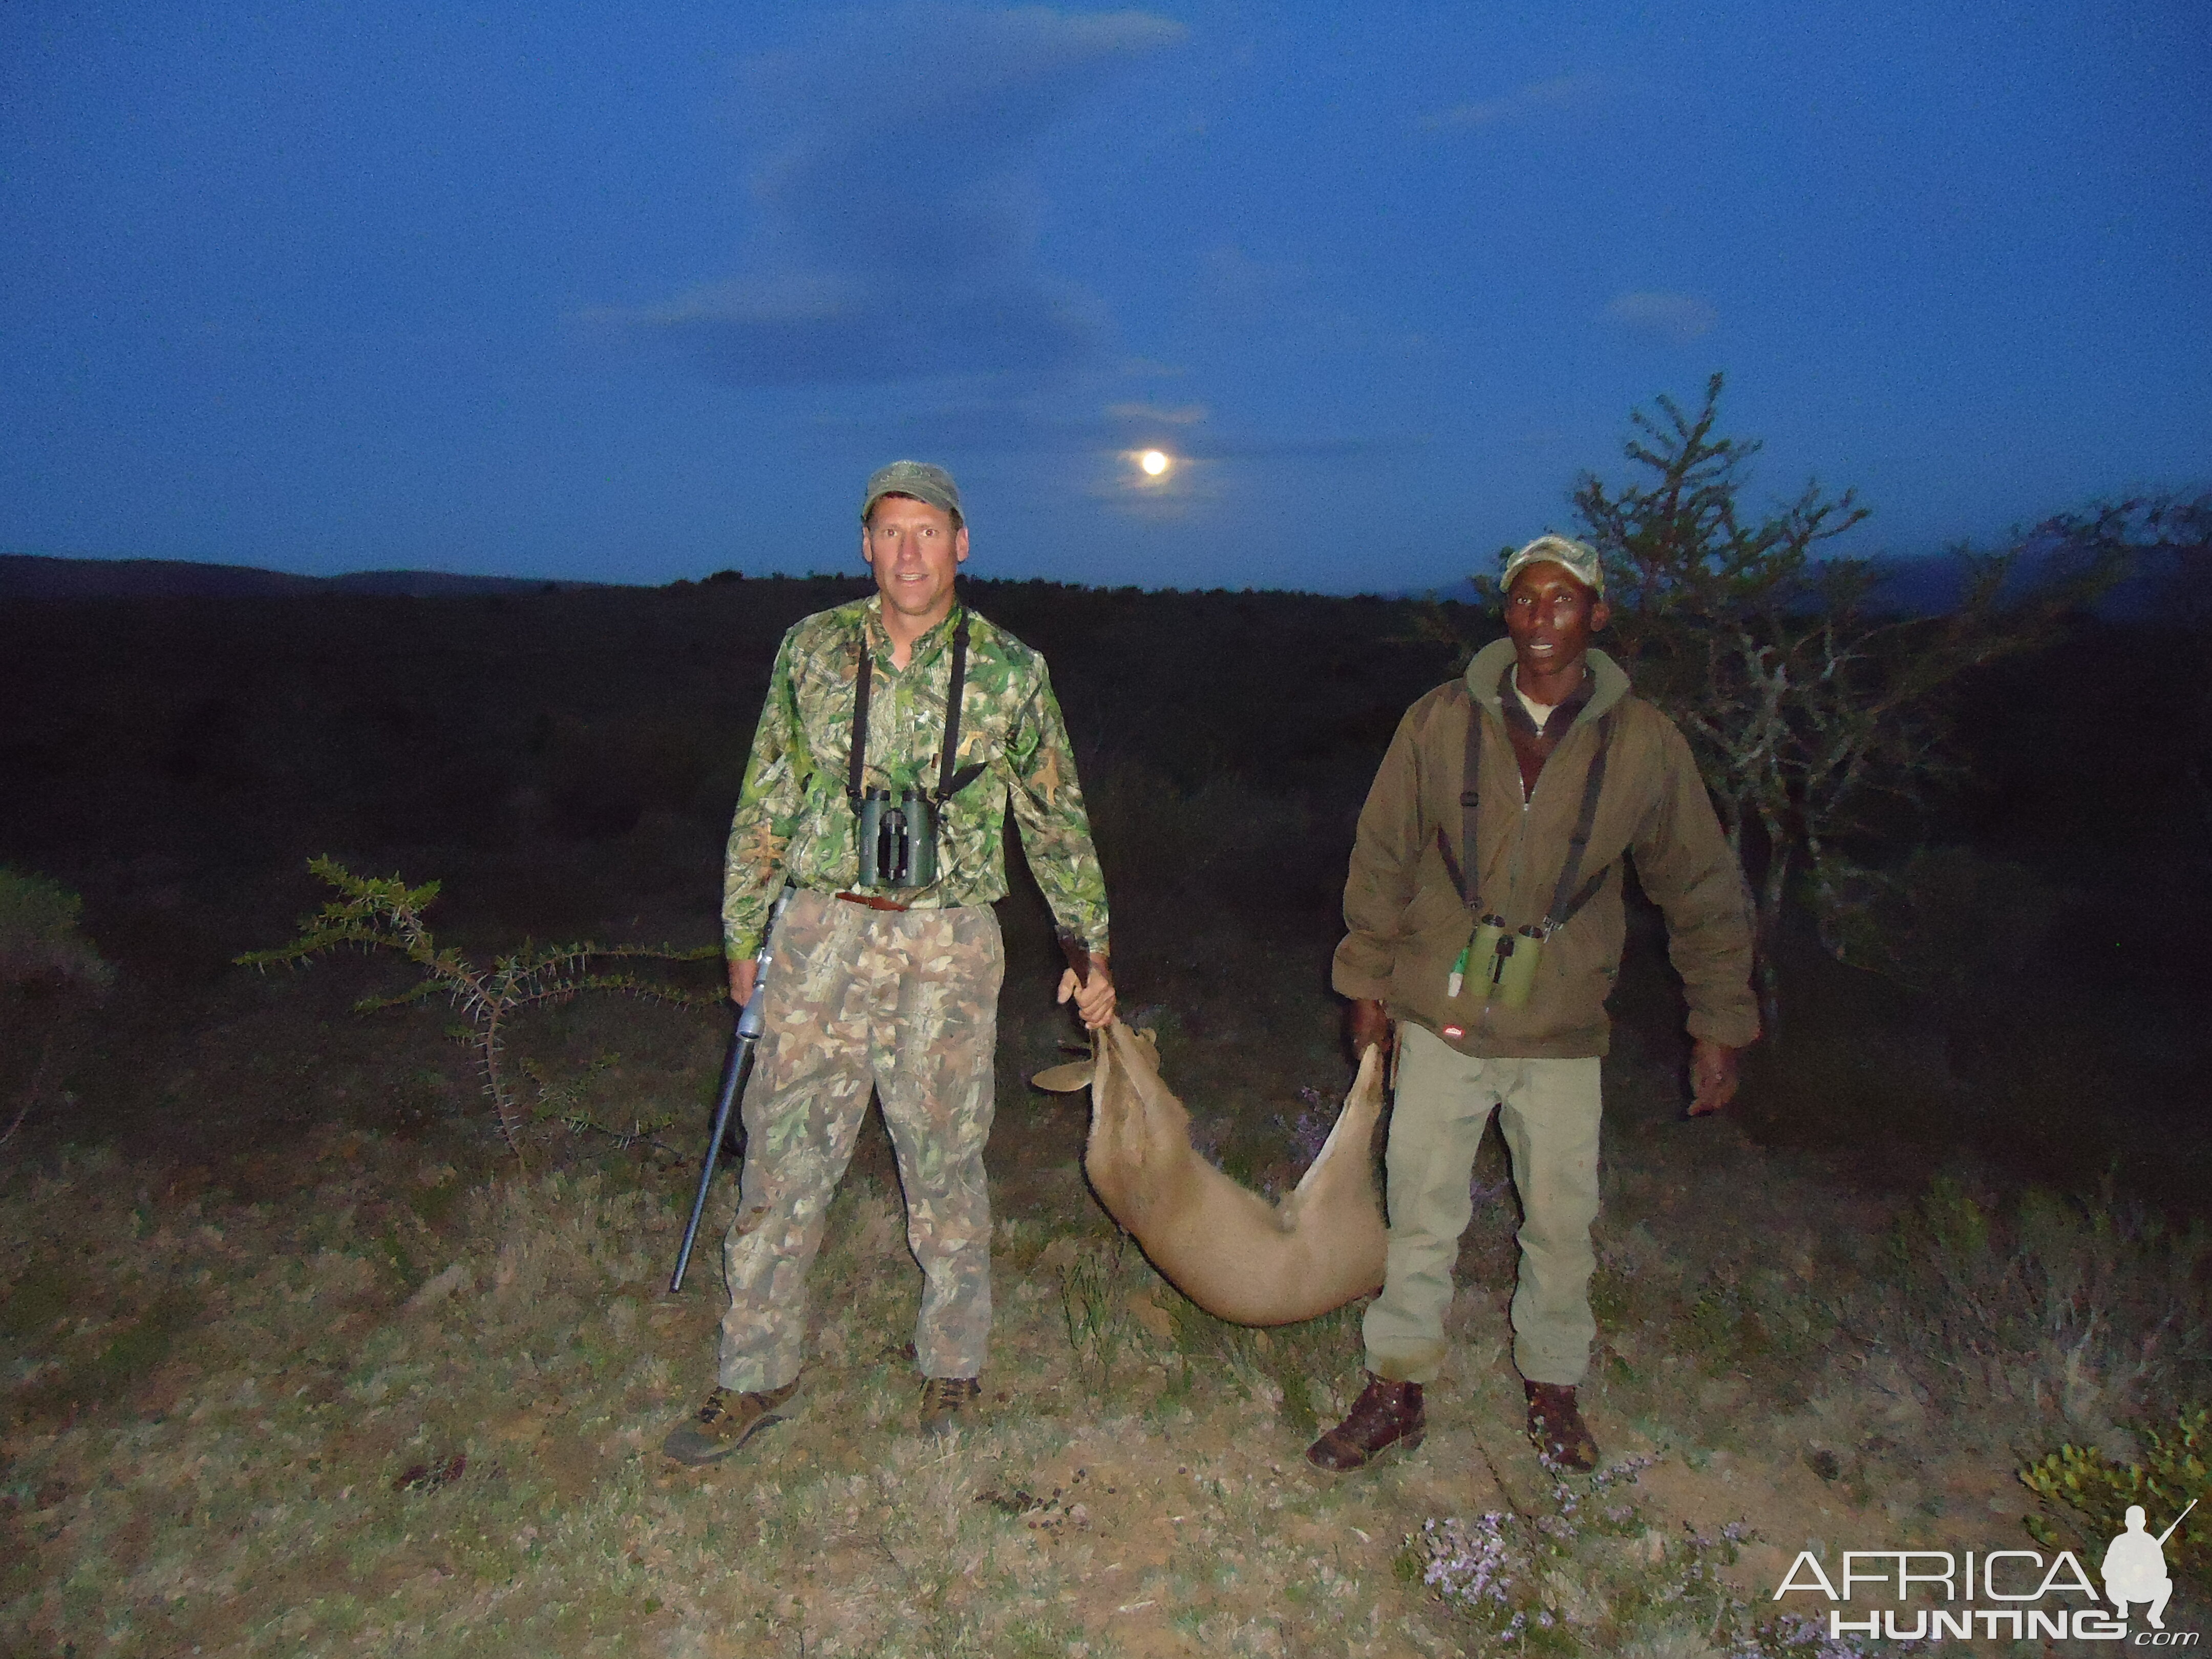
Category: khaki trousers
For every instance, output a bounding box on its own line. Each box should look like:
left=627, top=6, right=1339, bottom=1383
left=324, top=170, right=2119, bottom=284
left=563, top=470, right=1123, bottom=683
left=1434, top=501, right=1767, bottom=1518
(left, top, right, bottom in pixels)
left=1362, top=1022, right=1602, bottom=1387
left=717, top=890, right=1004, bottom=1392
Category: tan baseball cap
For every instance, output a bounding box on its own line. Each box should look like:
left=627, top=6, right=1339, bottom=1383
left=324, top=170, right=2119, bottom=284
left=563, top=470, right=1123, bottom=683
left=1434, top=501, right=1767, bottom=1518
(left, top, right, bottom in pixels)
left=861, top=460, right=964, bottom=527
left=1500, top=534, right=1604, bottom=598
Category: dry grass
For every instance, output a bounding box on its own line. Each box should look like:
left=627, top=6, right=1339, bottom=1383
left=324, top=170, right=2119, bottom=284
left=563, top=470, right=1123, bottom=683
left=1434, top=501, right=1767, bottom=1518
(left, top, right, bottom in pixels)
left=6, top=1008, right=2207, bottom=1654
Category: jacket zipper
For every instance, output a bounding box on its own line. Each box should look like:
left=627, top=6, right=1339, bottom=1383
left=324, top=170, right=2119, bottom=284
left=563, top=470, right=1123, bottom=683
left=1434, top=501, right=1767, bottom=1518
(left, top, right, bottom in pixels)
left=1478, top=706, right=1581, bottom=1039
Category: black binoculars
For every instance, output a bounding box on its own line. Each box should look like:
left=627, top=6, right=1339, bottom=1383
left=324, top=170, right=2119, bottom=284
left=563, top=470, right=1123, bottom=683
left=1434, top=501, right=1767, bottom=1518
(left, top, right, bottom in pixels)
left=853, top=788, right=939, bottom=890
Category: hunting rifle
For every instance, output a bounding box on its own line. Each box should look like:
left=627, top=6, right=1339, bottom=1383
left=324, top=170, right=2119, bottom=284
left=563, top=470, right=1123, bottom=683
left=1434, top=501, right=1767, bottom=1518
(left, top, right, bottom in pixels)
left=669, top=886, right=792, bottom=1293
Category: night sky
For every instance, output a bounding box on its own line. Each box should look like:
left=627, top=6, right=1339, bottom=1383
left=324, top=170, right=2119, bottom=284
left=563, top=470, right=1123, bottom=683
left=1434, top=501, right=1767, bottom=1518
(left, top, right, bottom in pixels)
left=4, top=2, right=2206, bottom=593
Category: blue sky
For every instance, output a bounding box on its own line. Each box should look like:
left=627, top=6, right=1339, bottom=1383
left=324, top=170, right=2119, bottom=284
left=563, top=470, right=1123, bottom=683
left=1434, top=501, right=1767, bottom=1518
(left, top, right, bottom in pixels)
left=3, top=2, right=2205, bottom=592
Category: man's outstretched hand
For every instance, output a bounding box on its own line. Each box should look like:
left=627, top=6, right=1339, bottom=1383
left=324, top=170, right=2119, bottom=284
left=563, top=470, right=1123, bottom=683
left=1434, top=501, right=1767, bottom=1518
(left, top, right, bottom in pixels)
left=1688, top=1038, right=1740, bottom=1116
left=1057, top=954, right=1117, bottom=1030
left=1348, top=997, right=1394, bottom=1062
left=728, top=956, right=758, bottom=1008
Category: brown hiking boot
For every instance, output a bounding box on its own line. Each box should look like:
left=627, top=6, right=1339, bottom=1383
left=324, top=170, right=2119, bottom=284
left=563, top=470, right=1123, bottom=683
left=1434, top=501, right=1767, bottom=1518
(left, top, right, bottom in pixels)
left=1525, top=1381, right=1598, bottom=1472
left=1305, top=1373, right=1425, bottom=1471
left=919, top=1375, right=981, bottom=1437
left=661, top=1378, right=802, bottom=1466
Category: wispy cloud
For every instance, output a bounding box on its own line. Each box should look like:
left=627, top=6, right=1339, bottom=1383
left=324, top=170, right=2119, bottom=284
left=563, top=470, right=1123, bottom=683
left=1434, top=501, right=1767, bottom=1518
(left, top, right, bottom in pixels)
left=1603, top=290, right=1717, bottom=344
left=592, top=7, right=1185, bottom=389
left=1105, top=401, right=1207, bottom=426
left=1421, top=75, right=1593, bottom=132
left=804, top=394, right=1388, bottom=465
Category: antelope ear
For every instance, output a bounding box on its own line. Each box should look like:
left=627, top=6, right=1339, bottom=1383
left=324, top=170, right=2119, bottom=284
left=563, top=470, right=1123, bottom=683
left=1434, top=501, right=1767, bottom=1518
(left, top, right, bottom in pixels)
left=1029, top=1060, right=1097, bottom=1093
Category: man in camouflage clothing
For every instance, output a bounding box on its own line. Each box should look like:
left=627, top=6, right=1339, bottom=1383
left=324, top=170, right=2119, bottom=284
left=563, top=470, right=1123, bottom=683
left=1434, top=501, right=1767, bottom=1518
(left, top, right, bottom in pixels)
left=664, top=460, right=1116, bottom=1465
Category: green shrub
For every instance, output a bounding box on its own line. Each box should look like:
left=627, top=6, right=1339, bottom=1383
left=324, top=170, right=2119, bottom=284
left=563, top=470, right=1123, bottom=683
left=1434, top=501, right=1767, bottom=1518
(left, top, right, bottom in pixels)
left=1, top=867, right=116, bottom=1147
left=1876, top=1178, right=2209, bottom=1430
left=2021, top=1408, right=2212, bottom=1583
left=0, top=866, right=116, bottom=996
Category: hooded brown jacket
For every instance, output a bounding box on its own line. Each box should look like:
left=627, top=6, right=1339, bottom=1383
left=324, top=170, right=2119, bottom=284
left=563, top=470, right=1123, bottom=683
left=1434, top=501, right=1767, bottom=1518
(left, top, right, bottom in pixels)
left=1333, top=637, right=1759, bottom=1059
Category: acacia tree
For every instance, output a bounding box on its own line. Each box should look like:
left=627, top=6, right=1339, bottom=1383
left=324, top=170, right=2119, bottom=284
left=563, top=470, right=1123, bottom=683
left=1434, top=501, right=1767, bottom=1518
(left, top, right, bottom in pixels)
left=1566, top=375, right=2097, bottom=1035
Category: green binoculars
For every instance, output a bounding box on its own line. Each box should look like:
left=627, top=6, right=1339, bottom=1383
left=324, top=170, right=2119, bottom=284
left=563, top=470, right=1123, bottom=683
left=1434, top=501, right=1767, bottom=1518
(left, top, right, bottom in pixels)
left=1450, top=915, right=1546, bottom=1009
left=853, top=788, right=939, bottom=890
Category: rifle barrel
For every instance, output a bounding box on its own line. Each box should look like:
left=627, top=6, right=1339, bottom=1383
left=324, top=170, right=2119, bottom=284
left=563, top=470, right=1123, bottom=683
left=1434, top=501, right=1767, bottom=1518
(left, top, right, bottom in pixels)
left=669, top=887, right=792, bottom=1294
left=2157, top=1498, right=2199, bottom=1547
left=670, top=1013, right=753, bottom=1293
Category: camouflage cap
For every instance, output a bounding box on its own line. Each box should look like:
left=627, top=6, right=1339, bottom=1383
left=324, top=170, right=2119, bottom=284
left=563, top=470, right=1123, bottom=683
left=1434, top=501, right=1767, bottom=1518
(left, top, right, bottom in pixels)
left=862, top=460, right=964, bottom=527
left=1501, top=534, right=1604, bottom=599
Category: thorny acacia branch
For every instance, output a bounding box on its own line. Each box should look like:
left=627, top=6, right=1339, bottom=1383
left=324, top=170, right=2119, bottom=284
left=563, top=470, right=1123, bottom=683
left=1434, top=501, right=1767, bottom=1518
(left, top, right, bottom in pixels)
left=239, top=856, right=718, bottom=1160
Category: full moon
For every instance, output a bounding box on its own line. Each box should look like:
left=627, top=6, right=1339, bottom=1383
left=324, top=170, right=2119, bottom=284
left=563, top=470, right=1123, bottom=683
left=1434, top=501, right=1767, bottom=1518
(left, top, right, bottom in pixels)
left=1138, top=449, right=1171, bottom=477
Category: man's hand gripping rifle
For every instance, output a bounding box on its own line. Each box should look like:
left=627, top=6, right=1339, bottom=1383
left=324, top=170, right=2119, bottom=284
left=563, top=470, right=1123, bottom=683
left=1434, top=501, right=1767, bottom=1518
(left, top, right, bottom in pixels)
left=669, top=886, right=793, bottom=1293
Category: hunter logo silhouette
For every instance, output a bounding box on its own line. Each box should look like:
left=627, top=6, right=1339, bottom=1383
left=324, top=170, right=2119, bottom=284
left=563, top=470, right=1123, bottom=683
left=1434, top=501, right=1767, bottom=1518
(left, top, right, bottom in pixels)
left=2103, top=1500, right=2195, bottom=1630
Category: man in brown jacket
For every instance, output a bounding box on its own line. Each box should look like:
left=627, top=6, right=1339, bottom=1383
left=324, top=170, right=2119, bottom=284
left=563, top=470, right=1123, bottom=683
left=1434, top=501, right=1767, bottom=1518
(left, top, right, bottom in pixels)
left=1307, top=535, right=1758, bottom=1474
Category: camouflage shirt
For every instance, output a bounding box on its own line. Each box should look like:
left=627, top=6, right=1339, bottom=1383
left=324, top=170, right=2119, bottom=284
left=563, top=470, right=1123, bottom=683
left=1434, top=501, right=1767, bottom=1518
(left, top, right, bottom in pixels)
left=722, top=595, right=1111, bottom=960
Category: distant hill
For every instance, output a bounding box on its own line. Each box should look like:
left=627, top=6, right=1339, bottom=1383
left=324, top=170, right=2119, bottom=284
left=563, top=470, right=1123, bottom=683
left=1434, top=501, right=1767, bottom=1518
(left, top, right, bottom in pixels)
left=0, top=554, right=612, bottom=601
left=2, top=547, right=2172, bottom=613
left=1865, top=544, right=2173, bottom=620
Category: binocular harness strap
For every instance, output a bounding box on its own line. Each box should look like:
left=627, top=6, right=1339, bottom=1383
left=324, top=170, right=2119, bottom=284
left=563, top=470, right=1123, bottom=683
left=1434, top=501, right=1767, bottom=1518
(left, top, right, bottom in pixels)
left=1435, top=695, right=1618, bottom=934
left=847, top=609, right=986, bottom=805
left=1543, top=709, right=1617, bottom=931
left=937, top=612, right=986, bottom=799
left=848, top=634, right=876, bottom=801
left=1434, top=689, right=1482, bottom=908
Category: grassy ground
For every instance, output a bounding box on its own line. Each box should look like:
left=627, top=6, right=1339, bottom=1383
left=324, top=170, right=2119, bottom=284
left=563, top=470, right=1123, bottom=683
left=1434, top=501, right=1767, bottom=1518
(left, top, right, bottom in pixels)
left=4, top=579, right=2207, bottom=1652
left=7, top=938, right=2203, bottom=1656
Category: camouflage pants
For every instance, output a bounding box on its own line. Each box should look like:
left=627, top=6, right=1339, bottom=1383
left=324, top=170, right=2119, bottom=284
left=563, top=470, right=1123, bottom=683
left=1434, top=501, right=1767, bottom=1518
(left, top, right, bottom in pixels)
left=718, top=889, right=1004, bottom=1392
